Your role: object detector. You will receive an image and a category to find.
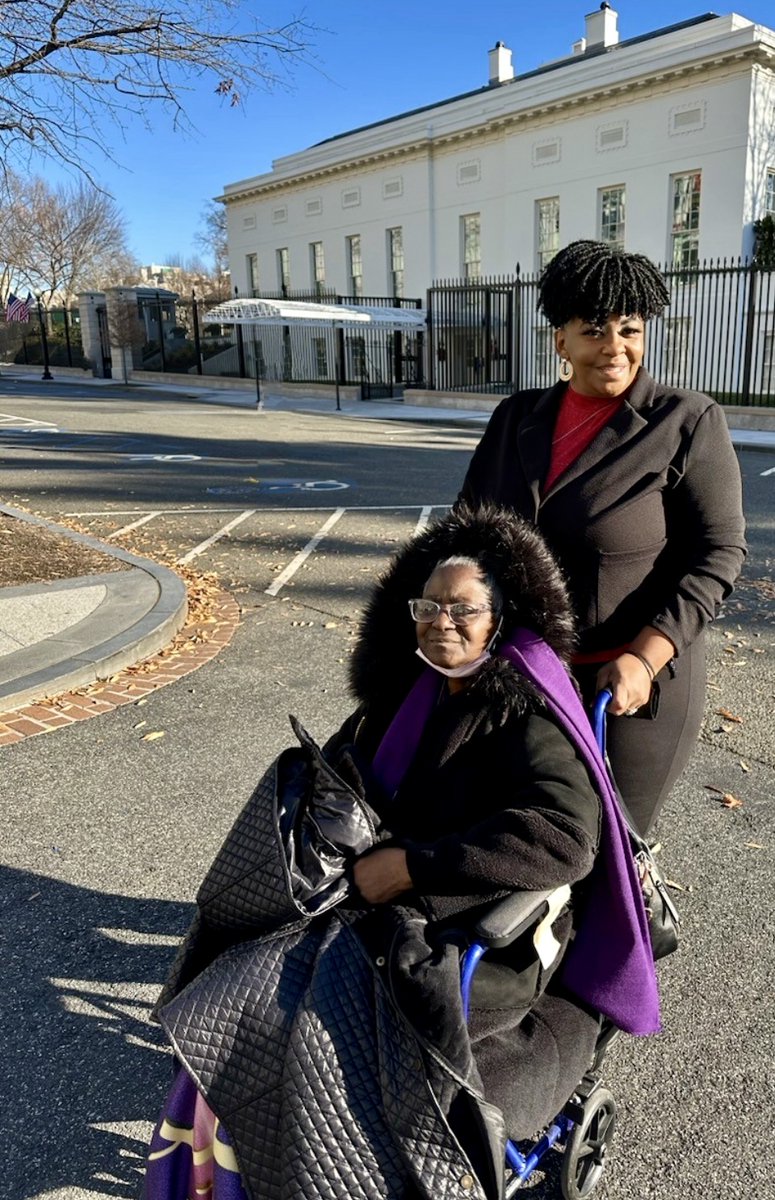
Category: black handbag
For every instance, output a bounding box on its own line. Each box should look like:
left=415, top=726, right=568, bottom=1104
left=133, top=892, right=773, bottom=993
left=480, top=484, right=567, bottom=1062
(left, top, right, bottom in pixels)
left=631, top=835, right=680, bottom=960
left=593, top=691, right=680, bottom=960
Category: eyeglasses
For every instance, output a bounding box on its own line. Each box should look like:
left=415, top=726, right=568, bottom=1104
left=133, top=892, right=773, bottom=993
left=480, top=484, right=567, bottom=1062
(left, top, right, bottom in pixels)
left=408, top=599, right=491, bottom=626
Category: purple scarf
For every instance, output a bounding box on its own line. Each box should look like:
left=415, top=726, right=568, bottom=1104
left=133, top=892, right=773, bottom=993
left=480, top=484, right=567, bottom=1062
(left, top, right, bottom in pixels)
left=370, top=629, right=661, bottom=1037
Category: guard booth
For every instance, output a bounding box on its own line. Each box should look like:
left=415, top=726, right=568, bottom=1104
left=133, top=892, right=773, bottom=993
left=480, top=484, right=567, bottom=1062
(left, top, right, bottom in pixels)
left=79, top=286, right=178, bottom=379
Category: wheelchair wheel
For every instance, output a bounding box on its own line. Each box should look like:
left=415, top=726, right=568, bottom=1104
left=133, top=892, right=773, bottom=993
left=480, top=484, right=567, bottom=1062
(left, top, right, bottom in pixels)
left=560, top=1086, right=616, bottom=1200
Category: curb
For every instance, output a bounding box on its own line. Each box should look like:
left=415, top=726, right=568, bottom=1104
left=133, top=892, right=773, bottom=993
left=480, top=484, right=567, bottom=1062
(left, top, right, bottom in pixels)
left=0, top=590, right=241, bottom=745
left=0, top=503, right=188, bottom=711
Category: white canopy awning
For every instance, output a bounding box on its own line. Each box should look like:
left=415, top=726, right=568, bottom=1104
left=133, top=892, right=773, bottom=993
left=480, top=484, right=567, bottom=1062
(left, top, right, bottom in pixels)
left=202, top=297, right=426, bottom=329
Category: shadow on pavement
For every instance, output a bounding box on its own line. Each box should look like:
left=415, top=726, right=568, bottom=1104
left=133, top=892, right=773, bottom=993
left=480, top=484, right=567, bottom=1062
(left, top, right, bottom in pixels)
left=2, top=865, right=192, bottom=1199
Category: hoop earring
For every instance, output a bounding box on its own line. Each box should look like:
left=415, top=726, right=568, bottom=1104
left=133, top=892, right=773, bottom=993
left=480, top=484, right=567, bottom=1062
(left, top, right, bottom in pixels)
left=558, top=357, right=573, bottom=383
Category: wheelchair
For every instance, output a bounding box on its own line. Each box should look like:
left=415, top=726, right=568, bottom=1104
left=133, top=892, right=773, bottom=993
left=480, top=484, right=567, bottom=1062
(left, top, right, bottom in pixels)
left=460, top=691, right=621, bottom=1198
left=461, top=887, right=619, bottom=1199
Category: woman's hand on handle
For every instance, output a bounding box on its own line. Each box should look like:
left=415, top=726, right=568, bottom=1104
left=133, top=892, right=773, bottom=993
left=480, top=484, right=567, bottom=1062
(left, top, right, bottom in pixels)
left=353, top=848, right=413, bottom=904
left=596, top=654, right=653, bottom=715
left=596, top=627, right=676, bottom=716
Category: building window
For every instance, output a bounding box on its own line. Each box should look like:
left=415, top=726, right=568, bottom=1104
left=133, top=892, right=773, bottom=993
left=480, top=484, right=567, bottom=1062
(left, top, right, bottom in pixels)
left=277, top=247, right=290, bottom=293
left=671, top=172, right=701, bottom=268
left=536, top=198, right=560, bottom=271
left=246, top=253, right=259, bottom=296
left=462, top=214, right=481, bottom=279
left=347, top=235, right=363, bottom=297
left=310, top=241, right=325, bottom=295
left=388, top=227, right=404, bottom=297
left=599, top=186, right=625, bottom=249
left=534, top=327, right=555, bottom=387
left=312, top=336, right=328, bottom=378
left=665, top=316, right=691, bottom=381
left=348, top=335, right=366, bottom=378
left=763, top=332, right=774, bottom=380
left=766, top=170, right=775, bottom=216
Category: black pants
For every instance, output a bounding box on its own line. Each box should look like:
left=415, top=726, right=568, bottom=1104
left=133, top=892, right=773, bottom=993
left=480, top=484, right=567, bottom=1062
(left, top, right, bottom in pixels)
left=573, top=636, right=706, bottom=837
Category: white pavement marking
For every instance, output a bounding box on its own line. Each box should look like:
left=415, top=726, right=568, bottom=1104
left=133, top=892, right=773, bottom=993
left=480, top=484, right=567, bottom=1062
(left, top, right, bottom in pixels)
left=0, top=411, right=57, bottom=427
left=67, top=507, right=242, bottom=516
left=128, top=453, right=203, bottom=462
left=761, top=466, right=775, bottom=476
left=265, top=508, right=346, bottom=597
left=107, top=511, right=162, bottom=538
left=412, top=506, right=433, bottom=537
left=176, top=509, right=257, bottom=564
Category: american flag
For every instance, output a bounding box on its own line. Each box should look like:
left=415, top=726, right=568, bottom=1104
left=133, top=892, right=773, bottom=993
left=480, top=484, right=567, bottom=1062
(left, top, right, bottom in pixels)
left=5, top=292, right=32, bottom=322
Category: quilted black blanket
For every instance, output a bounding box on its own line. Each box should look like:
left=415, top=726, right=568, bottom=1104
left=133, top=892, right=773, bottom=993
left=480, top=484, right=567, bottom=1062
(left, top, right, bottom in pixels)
left=155, top=724, right=507, bottom=1200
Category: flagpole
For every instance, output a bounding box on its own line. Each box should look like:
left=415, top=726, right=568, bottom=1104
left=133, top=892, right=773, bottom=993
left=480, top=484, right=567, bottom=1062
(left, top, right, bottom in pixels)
left=37, top=298, right=53, bottom=380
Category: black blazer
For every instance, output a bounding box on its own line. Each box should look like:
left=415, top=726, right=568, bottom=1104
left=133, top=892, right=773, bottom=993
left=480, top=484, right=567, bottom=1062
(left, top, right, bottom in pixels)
left=459, top=369, right=746, bottom=656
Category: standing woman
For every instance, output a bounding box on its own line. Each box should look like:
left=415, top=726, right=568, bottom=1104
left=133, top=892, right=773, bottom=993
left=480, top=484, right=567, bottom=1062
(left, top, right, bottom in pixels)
left=459, top=239, right=746, bottom=836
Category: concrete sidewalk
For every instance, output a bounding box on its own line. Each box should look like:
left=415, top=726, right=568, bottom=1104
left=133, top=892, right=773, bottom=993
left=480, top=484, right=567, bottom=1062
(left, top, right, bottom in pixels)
left=0, top=504, right=188, bottom=713
left=117, top=374, right=775, bottom=448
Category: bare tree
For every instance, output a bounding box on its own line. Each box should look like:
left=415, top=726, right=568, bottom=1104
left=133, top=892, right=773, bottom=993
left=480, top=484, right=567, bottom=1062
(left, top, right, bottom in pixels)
left=0, top=2, right=314, bottom=178
left=106, top=290, right=145, bottom=383
left=197, top=201, right=230, bottom=300
left=2, top=173, right=136, bottom=305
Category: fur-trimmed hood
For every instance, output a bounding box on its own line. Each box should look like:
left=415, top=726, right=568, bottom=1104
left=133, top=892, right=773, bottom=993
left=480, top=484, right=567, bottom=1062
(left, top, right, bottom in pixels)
left=349, top=503, right=576, bottom=716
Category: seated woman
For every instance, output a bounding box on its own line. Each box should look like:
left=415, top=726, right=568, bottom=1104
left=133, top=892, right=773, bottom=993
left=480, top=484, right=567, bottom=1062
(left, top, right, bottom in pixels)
left=144, top=504, right=658, bottom=1200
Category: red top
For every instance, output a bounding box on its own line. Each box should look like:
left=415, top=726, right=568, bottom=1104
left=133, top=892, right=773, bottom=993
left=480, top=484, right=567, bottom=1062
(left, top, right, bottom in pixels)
left=543, top=385, right=624, bottom=494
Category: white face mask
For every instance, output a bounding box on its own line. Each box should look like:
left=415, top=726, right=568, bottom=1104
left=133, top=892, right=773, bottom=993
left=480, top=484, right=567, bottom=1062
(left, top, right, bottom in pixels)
left=415, top=646, right=492, bottom=678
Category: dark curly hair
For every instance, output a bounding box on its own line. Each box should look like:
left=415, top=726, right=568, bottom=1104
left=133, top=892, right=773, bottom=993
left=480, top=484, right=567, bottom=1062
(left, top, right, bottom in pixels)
left=538, top=239, right=670, bottom=328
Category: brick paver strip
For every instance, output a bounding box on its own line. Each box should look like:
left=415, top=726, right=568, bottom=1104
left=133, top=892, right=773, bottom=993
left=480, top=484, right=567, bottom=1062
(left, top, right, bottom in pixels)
left=0, top=590, right=240, bottom=743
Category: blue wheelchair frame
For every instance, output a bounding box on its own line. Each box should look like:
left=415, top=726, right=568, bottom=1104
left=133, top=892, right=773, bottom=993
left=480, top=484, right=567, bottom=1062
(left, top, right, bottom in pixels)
left=459, top=691, right=615, bottom=1196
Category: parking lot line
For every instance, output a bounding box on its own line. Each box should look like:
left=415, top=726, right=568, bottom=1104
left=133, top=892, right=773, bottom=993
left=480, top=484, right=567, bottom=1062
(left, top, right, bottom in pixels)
left=107, top=512, right=162, bottom=538
left=177, top=510, right=258, bottom=565
left=412, top=506, right=433, bottom=537
left=265, top=508, right=346, bottom=597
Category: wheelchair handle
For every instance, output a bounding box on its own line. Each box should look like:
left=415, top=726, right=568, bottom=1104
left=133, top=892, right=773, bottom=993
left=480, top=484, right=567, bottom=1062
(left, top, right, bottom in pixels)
left=592, top=689, right=613, bottom=758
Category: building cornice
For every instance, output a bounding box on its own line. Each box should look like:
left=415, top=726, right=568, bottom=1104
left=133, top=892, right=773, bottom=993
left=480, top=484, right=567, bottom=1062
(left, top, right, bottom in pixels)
left=221, top=42, right=773, bottom=206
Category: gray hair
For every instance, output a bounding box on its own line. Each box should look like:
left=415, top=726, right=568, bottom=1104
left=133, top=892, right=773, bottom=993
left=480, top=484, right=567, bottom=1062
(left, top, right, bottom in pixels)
left=428, top=556, right=504, bottom=614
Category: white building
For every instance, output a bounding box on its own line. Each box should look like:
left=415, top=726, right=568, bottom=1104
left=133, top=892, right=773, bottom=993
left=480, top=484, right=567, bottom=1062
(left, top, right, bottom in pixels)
left=221, top=6, right=775, bottom=303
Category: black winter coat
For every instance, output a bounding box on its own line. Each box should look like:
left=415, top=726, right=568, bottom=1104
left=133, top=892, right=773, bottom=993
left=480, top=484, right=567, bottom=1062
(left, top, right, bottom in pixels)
left=326, top=665, right=604, bottom=1140
left=459, top=370, right=746, bottom=655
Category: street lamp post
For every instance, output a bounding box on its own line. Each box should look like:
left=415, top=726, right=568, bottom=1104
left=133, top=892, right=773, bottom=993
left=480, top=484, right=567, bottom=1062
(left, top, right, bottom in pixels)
left=37, top=298, right=53, bottom=380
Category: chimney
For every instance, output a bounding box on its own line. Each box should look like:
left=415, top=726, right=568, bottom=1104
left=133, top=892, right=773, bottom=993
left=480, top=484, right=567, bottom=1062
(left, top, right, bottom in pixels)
left=488, top=42, right=514, bottom=86
left=584, top=2, right=619, bottom=49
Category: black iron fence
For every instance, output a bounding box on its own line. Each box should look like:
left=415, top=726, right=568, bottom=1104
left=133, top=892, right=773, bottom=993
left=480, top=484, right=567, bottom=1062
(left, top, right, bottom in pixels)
left=0, top=306, right=86, bottom=369
left=427, top=260, right=775, bottom=406
left=134, top=290, right=424, bottom=398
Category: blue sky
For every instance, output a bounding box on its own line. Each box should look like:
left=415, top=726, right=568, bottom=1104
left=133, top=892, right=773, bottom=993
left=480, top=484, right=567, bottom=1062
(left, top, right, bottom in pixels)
left=42, top=1, right=775, bottom=265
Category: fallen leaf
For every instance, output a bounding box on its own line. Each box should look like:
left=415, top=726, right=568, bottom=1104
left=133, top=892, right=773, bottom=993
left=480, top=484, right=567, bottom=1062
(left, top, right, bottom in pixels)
left=715, top=708, right=743, bottom=723
left=744, top=842, right=764, bottom=850
left=665, top=878, right=693, bottom=893
left=720, top=792, right=743, bottom=808
left=133, top=720, right=147, bottom=730
left=141, top=730, right=166, bottom=742
left=739, top=760, right=750, bottom=772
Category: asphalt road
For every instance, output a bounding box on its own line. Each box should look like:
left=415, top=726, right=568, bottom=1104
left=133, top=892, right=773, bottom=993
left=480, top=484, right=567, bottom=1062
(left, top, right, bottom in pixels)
left=1, top=381, right=774, bottom=1200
